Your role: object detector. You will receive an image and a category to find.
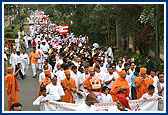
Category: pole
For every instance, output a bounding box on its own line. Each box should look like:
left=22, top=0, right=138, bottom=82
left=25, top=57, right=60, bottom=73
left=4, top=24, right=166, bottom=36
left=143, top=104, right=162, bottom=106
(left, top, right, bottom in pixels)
left=154, top=4, right=159, bottom=61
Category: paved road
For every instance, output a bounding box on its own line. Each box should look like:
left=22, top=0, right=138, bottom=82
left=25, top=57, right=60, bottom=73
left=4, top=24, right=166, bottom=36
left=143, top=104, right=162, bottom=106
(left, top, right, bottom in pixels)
left=4, top=48, right=41, bottom=111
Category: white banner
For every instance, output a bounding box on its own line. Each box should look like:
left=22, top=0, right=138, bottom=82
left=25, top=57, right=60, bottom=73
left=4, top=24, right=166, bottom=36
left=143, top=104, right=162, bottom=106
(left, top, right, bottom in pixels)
left=94, top=98, right=158, bottom=111
left=44, top=98, right=159, bottom=111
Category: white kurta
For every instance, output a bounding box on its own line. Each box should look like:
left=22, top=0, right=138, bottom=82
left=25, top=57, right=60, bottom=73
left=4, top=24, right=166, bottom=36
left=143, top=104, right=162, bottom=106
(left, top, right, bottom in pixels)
left=95, top=70, right=107, bottom=85
left=15, top=38, right=20, bottom=51
left=10, top=53, right=17, bottom=73
left=140, top=93, right=162, bottom=100
left=15, top=55, right=22, bottom=65
left=39, top=72, right=45, bottom=84
left=97, top=93, right=113, bottom=104
left=116, top=65, right=124, bottom=72
left=100, top=66, right=107, bottom=73
left=149, top=75, right=159, bottom=86
left=33, top=95, right=53, bottom=111
left=154, top=82, right=164, bottom=100
left=126, top=74, right=132, bottom=98
left=74, top=94, right=85, bottom=104
left=55, top=56, right=63, bottom=67
left=40, top=44, right=49, bottom=53
left=71, top=71, right=81, bottom=91
left=55, top=70, right=66, bottom=84
left=104, top=72, right=118, bottom=89
left=128, top=68, right=135, bottom=77
left=23, top=35, right=29, bottom=48
left=107, top=47, right=114, bottom=62
left=42, top=63, right=53, bottom=72
left=20, top=53, right=29, bottom=75
left=46, top=83, right=65, bottom=101
left=77, top=103, right=95, bottom=111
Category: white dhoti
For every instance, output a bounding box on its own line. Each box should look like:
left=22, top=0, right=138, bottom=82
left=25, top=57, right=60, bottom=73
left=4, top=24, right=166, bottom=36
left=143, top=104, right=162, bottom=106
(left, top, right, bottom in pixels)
left=32, top=63, right=38, bottom=76
left=12, top=64, right=16, bottom=73
left=21, top=62, right=25, bottom=75
left=38, top=58, right=42, bottom=70
left=16, top=44, right=20, bottom=51
left=21, top=62, right=28, bottom=76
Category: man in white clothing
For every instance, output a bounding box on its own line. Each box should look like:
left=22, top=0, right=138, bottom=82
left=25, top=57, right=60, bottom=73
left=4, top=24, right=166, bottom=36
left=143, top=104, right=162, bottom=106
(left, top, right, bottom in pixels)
left=79, top=66, right=89, bottom=92
left=140, top=85, right=162, bottom=101
left=140, top=85, right=163, bottom=111
left=95, top=65, right=107, bottom=85
left=33, top=87, right=53, bottom=111
left=42, top=59, right=52, bottom=72
left=100, top=60, right=107, bottom=73
left=106, top=45, right=114, bottom=63
left=46, top=76, right=65, bottom=102
left=77, top=93, right=96, bottom=111
left=23, top=34, right=29, bottom=48
left=4, top=50, right=8, bottom=75
left=27, top=35, right=32, bottom=48
left=20, top=50, right=29, bottom=77
left=40, top=41, right=49, bottom=55
left=104, top=65, right=118, bottom=89
left=149, top=70, right=158, bottom=86
left=55, top=54, right=63, bottom=66
left=128, top=62, right=135, bottom=76
left=18, top=30, right=21, bottom=39
left=10, top=49, right=17, bottom=73
left=72, top=55, right=78, bottom=67
left=15, top=38, right=20, bottom=52
left=74, top=90, right=86, bottom=104
left=54, top=63, right=65, bottom=84
left=97, top=86, right=113, bottom=103
left=15, top=51, right=24, bottom=79
left=40, top=41, right=48, bottom=63
left=154, top=72, right=164, bottom=111
left=71, top=65, right=81, bottom=91
left=116, top=60, right=124, bottom=72
left=36, top=46, right=44, bottom=70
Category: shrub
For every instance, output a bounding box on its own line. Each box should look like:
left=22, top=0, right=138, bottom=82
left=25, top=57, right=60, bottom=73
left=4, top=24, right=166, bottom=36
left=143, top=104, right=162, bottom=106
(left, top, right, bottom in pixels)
left=153, top=59, right=164, bottom=71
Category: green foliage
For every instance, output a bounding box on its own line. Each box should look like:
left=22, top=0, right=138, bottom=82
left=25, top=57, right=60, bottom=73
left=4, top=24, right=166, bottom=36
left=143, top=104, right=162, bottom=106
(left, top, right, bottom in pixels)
left=132, top=54, right=146, bottom=67
left=4, top=24, right=20, bottom=38
left=21, top=13, right=27, bottom=20
left=114, top=50, right=163, bottom=70
left=153, top=59, right=164, bottom=71
left=4, top=32, right=14, bottom=38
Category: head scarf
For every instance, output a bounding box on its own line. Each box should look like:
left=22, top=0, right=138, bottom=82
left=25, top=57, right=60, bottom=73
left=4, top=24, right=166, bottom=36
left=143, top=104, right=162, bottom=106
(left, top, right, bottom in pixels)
left=117, top=93, right=131, bottom=110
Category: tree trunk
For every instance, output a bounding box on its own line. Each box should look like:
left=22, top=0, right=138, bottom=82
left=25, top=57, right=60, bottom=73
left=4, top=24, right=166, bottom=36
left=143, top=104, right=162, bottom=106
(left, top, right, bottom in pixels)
left=154, top=4, right=159, bottom=61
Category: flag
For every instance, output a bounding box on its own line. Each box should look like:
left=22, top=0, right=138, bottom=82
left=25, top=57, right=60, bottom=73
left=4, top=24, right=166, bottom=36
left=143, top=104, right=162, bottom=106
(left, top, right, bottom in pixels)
left=56, top=24, right=69, bottom=34
left=55, top=26, right=59, bottom=32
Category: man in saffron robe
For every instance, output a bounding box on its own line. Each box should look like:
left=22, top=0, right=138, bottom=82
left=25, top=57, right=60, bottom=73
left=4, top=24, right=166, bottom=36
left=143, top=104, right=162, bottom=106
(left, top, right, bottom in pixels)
left=61, top=70, right=77, bottom=103
left=83, top=67, right=103, bottom=93
left=134, top=68, right=154, bottom=99
left=38, top=70, right=51, bottom=96
left=110, top=70, right=129, bottom=102
left=5, top=66, right=22, bottom=110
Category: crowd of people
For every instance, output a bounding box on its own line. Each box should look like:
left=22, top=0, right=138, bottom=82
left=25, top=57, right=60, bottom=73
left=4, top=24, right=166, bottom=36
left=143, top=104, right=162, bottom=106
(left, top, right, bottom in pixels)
left=4, top=11, right=164, bottom=111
